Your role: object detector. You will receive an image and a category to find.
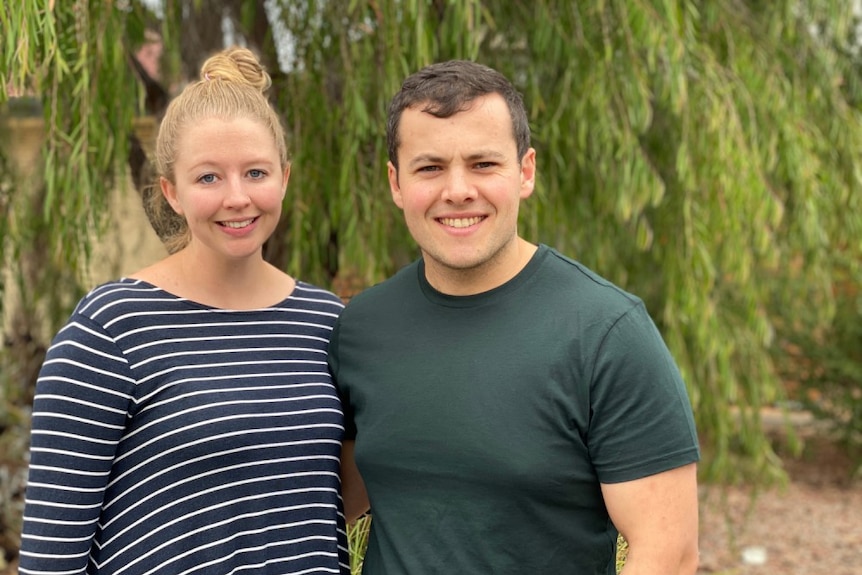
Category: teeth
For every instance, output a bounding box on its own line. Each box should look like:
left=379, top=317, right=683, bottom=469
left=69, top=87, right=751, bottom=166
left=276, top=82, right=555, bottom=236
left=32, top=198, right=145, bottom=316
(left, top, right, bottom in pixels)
left=222, top=219, right=254, bottom=229
left=440, top=216, right=482, bottom=228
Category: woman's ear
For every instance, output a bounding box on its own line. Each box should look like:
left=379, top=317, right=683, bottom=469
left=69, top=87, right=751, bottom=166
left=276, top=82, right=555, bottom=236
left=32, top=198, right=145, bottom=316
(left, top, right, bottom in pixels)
left=282, top=164, right=291, bottom=198
left=160, top=176, right=183, bottom=215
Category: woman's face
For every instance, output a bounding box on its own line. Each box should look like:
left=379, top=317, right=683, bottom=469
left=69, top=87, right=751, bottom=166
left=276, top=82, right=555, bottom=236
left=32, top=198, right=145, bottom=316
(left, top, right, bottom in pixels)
left=161, top=116, right=289, bottom=264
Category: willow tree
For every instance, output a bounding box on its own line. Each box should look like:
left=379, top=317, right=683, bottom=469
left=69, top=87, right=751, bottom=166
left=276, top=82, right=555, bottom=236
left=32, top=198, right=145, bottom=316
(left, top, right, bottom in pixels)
left=2, top=0, right=861, bottom=487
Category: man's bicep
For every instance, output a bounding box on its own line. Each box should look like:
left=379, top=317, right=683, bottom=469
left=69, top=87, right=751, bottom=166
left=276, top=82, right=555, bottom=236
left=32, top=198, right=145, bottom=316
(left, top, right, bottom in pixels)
left=601, top=463, right=699, bottom=574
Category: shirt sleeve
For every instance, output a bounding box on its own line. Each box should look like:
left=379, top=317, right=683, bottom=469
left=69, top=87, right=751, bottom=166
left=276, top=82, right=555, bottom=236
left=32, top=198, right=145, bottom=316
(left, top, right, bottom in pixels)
left=327, top=318, right=357, bottom=440
left=587, top=301, right=700, bottom=484
left=18, top=314, right=136, bottom=575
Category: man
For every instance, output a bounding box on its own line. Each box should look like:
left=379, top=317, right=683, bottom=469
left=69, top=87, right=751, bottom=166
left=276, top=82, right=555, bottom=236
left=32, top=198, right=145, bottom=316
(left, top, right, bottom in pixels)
left=330, top=60, right=700, bottom=575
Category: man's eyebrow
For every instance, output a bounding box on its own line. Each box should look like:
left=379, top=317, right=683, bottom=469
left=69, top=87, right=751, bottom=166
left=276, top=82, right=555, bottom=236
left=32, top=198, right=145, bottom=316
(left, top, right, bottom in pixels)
left=406, top=153, right=445, bottom=169
left=406, top=150, right=506, bottom=169
left=465, top=150, right=506, bottom=161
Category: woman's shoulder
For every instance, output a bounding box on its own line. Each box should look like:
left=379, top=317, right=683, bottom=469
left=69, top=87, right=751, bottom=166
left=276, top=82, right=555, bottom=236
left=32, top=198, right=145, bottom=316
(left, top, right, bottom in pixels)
left=73, top=278, right=180, bottom=321
left=290, top=281, right=346, bottom=316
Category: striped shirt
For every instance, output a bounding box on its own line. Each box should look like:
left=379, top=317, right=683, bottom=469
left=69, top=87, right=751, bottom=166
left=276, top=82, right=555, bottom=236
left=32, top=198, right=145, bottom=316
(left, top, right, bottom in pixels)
left=18, top=279, right=349, bottom=575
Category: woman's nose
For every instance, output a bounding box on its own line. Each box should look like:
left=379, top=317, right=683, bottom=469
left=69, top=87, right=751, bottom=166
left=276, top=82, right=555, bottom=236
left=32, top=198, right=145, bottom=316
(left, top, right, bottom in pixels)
left=224, top=176, right=251, bottom=207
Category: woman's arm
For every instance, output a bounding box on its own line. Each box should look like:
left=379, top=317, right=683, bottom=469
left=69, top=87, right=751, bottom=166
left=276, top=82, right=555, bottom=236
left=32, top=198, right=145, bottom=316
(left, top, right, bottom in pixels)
left=18, top=318, right=133, bottom=574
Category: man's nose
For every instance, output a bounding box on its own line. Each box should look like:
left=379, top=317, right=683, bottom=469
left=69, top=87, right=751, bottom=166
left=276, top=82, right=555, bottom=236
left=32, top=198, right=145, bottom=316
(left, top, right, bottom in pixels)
left=441, top=168, right=477, bottom=203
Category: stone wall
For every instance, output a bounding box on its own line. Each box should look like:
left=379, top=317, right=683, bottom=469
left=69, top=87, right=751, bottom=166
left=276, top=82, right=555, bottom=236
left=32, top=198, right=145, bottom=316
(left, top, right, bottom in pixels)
left=1, top=116, right=167, bottom=341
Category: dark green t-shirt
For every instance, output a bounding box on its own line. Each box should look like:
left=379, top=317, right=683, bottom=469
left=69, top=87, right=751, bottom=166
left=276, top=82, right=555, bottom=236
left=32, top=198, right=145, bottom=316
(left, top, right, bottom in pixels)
left=329, top=245, right=699, bottom=574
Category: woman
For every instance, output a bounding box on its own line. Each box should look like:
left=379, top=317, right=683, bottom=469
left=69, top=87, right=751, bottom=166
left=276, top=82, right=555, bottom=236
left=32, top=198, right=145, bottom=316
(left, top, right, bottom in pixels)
left=18, top=47, right=349, bottom=574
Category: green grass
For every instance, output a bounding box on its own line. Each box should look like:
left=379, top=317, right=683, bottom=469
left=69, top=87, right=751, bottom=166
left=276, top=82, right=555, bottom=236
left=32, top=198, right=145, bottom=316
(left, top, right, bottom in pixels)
left=347, top=518, right=630, bottom=574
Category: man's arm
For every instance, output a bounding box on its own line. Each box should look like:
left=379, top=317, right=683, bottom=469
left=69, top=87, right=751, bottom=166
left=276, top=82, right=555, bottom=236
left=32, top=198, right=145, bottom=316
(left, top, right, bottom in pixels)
left=340, top=440, right=370, bottom=523
left=601, top=462, right=699, bottom=575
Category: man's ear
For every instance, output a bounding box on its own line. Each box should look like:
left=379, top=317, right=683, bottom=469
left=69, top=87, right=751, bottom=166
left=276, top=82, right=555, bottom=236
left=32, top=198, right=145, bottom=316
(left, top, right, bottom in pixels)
left=160, top=176, right=183, bottom=215
left=519, top=148, right=537, bottom=199
left=388, top=161, right=404, bottom=209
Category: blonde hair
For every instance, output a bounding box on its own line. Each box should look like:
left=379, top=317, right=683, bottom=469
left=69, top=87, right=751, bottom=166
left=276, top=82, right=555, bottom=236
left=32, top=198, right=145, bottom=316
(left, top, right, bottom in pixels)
left=147, top=46, right=288, bottom=253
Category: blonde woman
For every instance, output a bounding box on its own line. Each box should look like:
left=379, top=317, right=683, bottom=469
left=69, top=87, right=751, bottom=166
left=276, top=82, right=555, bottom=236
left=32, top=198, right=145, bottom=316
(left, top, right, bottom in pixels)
left=18, top=47, right=349, bottom=574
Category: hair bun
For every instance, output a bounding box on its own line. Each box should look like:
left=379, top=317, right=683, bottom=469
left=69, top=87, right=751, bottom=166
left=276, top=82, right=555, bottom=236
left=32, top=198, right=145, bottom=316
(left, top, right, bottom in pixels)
left=199, top=46, right=271, bottom=92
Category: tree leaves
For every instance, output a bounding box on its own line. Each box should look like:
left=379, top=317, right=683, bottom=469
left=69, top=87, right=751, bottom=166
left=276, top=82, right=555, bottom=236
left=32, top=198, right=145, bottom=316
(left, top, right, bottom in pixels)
left=2, top=0, right=861, bottom=484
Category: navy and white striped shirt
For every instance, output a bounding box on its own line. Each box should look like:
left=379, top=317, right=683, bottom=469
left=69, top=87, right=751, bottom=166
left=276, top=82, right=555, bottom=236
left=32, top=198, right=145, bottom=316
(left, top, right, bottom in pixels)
left=19, top=279, right=349, bottom=575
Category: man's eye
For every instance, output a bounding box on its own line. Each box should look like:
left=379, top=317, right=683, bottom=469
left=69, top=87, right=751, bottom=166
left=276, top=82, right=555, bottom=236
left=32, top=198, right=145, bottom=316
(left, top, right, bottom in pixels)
left=475, top=162, right=495, bottom=169
left=418, top=165, right=440, bottom=173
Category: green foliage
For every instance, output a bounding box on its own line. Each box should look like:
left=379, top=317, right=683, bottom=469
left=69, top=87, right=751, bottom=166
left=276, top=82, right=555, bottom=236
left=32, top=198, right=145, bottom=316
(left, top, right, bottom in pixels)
left=1, top=0, right=146, bottom=330
left=346, top=517, right=630, bottom=574
left=263, top=0, right=488, bottom=287
left=773, top=277, right=862, bottom=475
left=2, top=0, right=862, bottom=490
left=347, top=516, right=371, bottom=575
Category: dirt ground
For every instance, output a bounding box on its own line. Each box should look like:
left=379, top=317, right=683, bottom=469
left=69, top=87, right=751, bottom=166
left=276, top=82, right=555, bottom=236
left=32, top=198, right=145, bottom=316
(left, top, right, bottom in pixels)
left=697, top=435, right=862, bottom=575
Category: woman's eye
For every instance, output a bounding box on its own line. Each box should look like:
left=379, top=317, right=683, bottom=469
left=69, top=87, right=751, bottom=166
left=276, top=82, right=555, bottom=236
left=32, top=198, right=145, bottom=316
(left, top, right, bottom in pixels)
left=248, top=169, right=266, bottom=179
left=198, top=173, right=217, bottom=184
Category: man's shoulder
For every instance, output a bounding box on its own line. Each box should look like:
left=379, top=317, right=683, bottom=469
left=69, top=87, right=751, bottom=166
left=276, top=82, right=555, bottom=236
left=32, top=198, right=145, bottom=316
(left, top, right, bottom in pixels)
left=539, top=246, right=643, bottom=311
left=343, top=260, right=421, bottom=308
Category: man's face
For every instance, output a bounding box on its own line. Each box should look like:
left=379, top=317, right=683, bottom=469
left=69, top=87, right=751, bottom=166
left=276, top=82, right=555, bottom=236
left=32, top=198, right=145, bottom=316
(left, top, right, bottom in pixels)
left=388, top=93, right=536, bottom=294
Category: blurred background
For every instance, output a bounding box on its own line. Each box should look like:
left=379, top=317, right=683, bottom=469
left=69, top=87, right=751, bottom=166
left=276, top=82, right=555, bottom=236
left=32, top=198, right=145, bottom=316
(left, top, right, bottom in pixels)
left=1, top=1, right=861, bottom=573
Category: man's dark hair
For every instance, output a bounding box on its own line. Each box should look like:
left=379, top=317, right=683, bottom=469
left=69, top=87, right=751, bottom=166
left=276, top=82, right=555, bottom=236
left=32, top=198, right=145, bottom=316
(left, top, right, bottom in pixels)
left=386, top=60, right=531, bottom=170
